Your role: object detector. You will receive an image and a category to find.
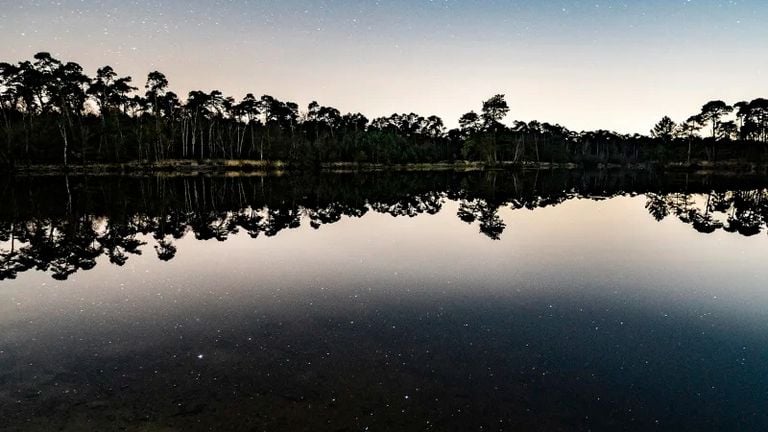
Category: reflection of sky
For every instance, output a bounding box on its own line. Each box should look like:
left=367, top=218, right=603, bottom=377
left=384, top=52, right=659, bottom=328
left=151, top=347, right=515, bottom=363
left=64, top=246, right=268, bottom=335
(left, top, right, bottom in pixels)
left=2, top=195, right=768, bottom=429
left=2, top=0, right=767, bottom=132
left=3, top=196, right=768, bottom=332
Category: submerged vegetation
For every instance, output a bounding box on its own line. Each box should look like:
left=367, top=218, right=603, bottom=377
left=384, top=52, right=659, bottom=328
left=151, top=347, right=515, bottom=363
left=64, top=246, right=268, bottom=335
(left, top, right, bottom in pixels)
left=1, top=53, right=768, bottom=169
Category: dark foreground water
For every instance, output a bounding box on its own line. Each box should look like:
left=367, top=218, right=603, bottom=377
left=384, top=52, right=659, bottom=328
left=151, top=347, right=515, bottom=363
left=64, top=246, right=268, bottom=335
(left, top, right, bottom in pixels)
left=1, top=170, right=768, bottom=431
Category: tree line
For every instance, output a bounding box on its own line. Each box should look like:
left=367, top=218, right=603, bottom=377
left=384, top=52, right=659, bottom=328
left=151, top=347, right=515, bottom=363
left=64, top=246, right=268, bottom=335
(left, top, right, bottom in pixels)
left=2, top=52, right=768, bottom=167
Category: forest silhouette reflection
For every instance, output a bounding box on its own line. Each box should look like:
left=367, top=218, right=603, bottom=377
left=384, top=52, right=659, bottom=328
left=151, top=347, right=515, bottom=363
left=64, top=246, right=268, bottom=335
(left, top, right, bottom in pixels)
left=2, top=169, right=768, bottom=281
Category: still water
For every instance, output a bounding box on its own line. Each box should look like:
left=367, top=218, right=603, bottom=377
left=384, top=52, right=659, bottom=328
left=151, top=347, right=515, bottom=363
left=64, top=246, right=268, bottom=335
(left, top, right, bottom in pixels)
left=1, top=170, right=767, bottom=431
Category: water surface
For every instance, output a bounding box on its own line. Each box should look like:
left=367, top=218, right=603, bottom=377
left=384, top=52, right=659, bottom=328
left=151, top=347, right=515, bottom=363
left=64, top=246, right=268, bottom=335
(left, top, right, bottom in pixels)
left=1, top=170, right=767, bottom=431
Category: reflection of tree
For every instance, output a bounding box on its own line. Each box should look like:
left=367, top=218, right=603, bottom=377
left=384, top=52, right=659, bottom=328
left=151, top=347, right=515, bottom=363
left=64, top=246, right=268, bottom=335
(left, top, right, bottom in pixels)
left=262, top=207, right=301, bottom=237
left=3, top=172, right=768, bottom=281
left=0, top=222, right=25, bottom=280
left=690, top=210, right=723, bottom=234
left=7, top=217, right=103, bottom=280
left=369, top=191, right=444, bottom=218
left=99, top=221, right=145, bottom=265
left=458, top=199, right=506, bottom=240
left=154, top=239, right=177, bottom=261
left=232, top=209, right=263, bottom=238
left=0, top=252, right=23, bottom=280
left=724, top=190, right=766, bottom=236
left=645, top=189, right=768, bottom=236
left=306, top=203, right=368, bottom=229
left=645, top=194, right=670, bottom=221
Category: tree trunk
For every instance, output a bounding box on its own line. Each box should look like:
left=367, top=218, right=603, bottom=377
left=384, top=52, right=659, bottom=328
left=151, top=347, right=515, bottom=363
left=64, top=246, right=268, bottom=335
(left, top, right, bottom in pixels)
left=687, top=138, right=692, bottom=165
left=58, top=122, right=68, bottom=167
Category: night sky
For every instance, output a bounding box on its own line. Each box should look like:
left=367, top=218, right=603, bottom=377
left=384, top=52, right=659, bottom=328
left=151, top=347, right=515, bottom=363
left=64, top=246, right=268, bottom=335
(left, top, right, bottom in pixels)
left=1, top=0, right=766, bottom=132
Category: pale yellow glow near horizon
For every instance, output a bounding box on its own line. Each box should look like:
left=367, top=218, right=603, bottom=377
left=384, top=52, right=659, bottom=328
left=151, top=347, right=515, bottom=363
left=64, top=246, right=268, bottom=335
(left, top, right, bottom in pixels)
left=2, top=0, right=766, bottom=133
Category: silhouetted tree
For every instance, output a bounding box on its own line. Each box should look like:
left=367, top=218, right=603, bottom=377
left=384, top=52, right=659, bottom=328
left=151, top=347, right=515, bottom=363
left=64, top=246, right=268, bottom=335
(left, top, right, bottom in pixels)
left=1, top=53, right=768, bottom=168
left=700, top=101, right=733, bottom=139
left=651, top=116, right=677, bottom=142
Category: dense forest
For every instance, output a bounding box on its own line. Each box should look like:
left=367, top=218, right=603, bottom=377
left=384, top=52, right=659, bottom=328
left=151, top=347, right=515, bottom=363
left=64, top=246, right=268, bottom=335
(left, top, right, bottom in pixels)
left=1, top=52, right=768, bottom=168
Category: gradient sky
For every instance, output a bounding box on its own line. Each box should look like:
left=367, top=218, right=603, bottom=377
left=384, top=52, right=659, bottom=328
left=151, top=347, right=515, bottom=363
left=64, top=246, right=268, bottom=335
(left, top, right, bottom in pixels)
left=1, top=0, right=766, bottom=133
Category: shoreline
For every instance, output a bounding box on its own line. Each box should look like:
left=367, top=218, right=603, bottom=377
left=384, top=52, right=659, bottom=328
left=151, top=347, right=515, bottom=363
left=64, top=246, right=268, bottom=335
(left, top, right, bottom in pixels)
left=2, top=159, right=767, bottom=176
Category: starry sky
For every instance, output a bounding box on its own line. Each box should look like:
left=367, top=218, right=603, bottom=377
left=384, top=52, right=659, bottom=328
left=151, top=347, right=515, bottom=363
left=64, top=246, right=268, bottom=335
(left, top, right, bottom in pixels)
left=1, top=0, right=766, bottom=133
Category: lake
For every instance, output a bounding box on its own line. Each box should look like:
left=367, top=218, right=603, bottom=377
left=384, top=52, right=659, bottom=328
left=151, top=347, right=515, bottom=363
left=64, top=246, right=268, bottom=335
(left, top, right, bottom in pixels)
left=1, top=170, right=767, bottom=431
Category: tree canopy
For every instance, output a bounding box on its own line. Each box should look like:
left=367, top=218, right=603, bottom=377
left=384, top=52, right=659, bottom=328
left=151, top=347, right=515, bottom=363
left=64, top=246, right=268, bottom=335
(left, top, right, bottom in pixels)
left=1, top=53, right=767, bottom=168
